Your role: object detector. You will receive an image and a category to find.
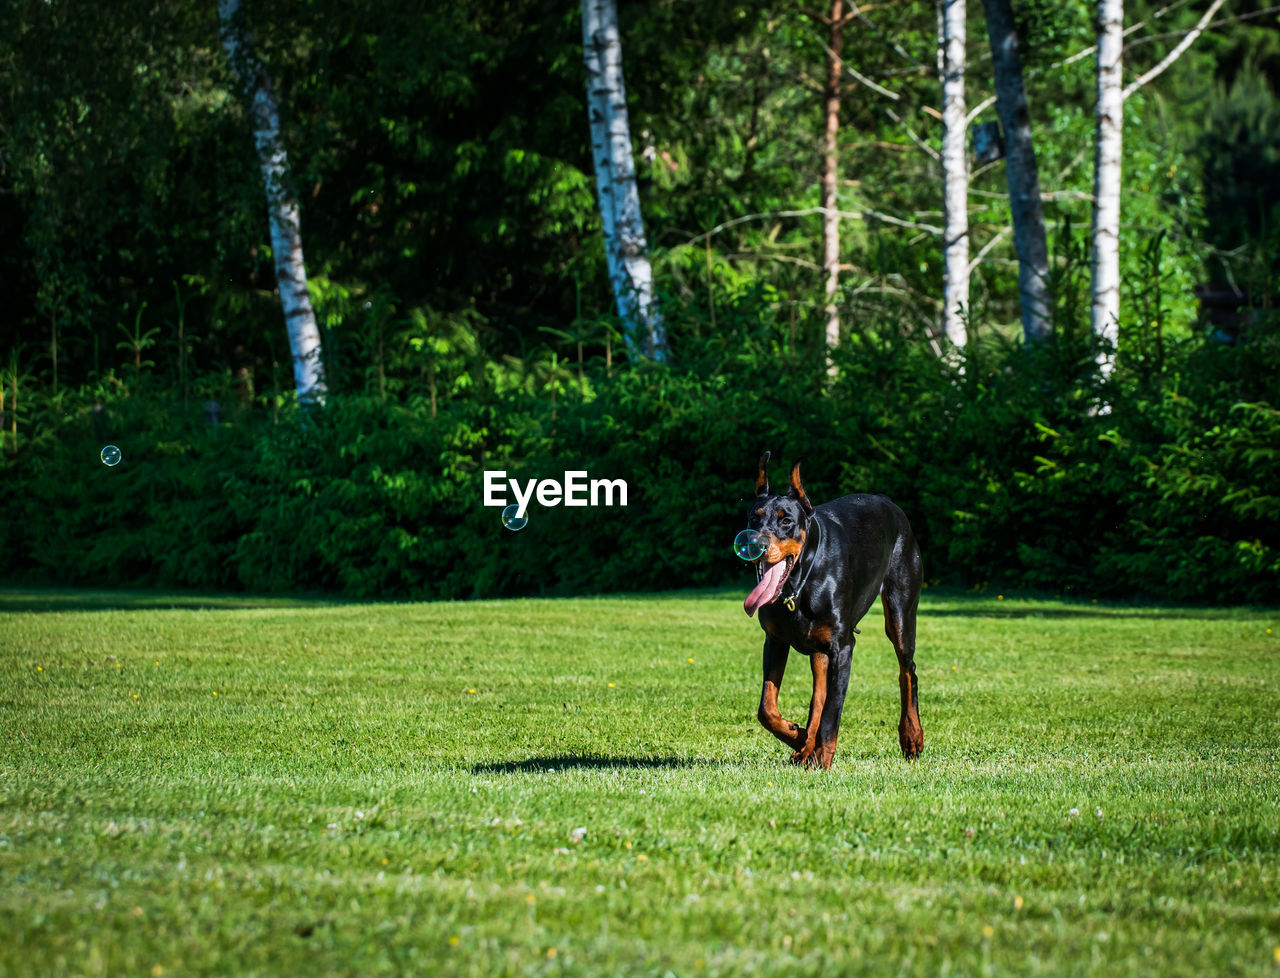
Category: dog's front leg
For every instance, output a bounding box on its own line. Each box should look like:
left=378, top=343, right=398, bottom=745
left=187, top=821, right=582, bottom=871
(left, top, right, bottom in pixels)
left=790, top=652, right=829, bottom=768
left=757, top=636, right=804, bottom=750
left=812, top=645, right=853, bottom=769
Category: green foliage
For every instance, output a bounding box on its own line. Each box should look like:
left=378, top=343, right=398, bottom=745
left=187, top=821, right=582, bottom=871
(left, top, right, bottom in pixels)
left=115, top=303, right=161, bottom=382
left=4, top=285, right=1277, bottom=603
left=1200, top=64, right=1280, bottom=292
left=3, top=0, right=1277, bottom=604
left=1, top=0, right=1265, bottom=386
left=1014, top=0, right=1092, bottom=70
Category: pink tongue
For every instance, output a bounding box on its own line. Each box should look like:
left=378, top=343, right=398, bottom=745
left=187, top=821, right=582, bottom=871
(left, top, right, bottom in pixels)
left=744, top=560, right=788, bottom=617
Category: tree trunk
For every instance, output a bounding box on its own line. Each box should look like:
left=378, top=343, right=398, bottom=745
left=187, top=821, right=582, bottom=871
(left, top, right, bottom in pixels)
left=581, top=0, right=667, bottom=361
left=982, top=0, right=1052, bottom=344
left=218, top=0, right=326, bottom=406
left=940, top=0, right=969, bottom=349
left=1090, top=0, right=1124, bottom=373
left=1087, top=0, right=1226, bottom=375
left=822, top=0, right=845, bottom=355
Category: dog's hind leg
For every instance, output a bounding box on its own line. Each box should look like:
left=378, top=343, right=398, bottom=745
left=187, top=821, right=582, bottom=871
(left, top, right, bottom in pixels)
left=882, top=541, right=924, bottom=761
left=757, top=636, right=804, bottom=751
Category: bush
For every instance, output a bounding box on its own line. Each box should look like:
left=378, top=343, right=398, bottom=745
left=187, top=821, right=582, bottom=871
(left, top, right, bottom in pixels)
left=3, top=315, right=1277, bottom=605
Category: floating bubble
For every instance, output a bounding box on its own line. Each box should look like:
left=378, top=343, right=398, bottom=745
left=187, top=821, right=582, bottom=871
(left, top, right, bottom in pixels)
left=733, top=528, right=768, bottom=561
left=502, top=504, right=528, bottom=531
left=100, top=445, right=122, bottom=467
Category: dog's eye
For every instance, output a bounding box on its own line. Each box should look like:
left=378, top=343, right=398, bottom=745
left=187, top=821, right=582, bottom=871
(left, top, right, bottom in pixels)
left=780, top=515, right=794, bottom=527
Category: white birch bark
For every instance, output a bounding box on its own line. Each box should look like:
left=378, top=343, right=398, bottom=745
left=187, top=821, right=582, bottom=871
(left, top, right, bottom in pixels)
left=1090, top=0, right=1124, bottom=372
left=940, top=0, right=969, bottom=348
left=218, top=0, right=326, bottom=405
left=1089, top=0, right=1226, bottom=375
left=822, top=0, right=845, bottom=355
left=581, top=0, right=667, bottom=361
left=982, top=0, right=1052, bottom=344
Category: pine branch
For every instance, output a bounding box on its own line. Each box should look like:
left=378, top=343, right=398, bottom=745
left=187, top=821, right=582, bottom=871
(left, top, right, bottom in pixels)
left=1122, top=0, right=1228, bottom=100
left=966, top=225, right=1011, bottom=277
left=885, top=107, right=940, bottom=161
left=965, top=94, right=997, bottom=126
left=686, top=206, right=942, bottom=245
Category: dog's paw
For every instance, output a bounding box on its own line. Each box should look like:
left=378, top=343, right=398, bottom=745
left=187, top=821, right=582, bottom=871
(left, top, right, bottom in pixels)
left=790, top=742, right=827, bottom=769
left=898, top=720, right=924, bottom=761
left=815, top=739, right=838, bottom=770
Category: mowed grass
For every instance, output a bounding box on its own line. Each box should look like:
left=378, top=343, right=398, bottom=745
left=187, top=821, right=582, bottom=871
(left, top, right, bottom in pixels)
left=1, top=587, right=1278, bottom=978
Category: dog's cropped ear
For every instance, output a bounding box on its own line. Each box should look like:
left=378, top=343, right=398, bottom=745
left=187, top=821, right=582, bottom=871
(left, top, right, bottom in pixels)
left=755, top=450, right=771, bottom=497
left=789, top=460, right=815, bottom=515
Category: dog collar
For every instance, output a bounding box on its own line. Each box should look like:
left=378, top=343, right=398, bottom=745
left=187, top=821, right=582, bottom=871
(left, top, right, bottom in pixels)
left=781, top=517, right=820, bottom=612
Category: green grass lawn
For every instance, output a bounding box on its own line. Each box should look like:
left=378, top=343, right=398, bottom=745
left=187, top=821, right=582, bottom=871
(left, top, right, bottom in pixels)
left=2, top=586, right=1278, bottom=977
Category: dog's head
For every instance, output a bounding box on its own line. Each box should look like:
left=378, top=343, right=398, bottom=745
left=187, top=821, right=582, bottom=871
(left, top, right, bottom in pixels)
left=743, top=451, right=815, bottom=617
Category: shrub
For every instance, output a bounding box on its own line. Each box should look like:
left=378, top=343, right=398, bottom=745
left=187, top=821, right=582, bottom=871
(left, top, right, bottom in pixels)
left=3, top=316, right=1276, bottom=604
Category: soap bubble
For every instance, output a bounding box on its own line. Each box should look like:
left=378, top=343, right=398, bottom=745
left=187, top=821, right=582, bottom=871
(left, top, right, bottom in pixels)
left=100, top=445, right=122, bottom=467
left=733, top=529, right=768, bottom=561
left=502, top=504, right=528, bottom=531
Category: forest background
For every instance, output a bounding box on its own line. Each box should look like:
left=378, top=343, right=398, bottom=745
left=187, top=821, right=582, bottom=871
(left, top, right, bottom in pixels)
left=1, top=0, right=1277, bottom=604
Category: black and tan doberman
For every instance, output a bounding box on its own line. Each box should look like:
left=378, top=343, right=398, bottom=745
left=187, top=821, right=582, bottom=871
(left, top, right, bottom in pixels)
left=742, top=452, right=923, bottom=768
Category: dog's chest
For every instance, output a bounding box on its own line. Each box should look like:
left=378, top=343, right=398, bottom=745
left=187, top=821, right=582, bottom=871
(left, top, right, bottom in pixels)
left=760, top=606, right=837, bottom=655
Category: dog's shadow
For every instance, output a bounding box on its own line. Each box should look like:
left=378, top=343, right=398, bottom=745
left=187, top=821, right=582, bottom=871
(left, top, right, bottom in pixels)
left=470, top=753, right=718, bottom=775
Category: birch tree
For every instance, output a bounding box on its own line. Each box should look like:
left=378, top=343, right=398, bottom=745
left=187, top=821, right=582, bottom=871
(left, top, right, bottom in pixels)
left=1090, top=0, right=1124, bottom=371
left=218, top=0, right=326, bottom=406
left=939, top=0, right=969, bottom=348
left=982, top=0, right=1052, bottom=344
left=1090, top=0, right=1227, bottom=375
left=581, top=0, right=667, bottom=362
left=821, top=0, right=848, bottom=354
